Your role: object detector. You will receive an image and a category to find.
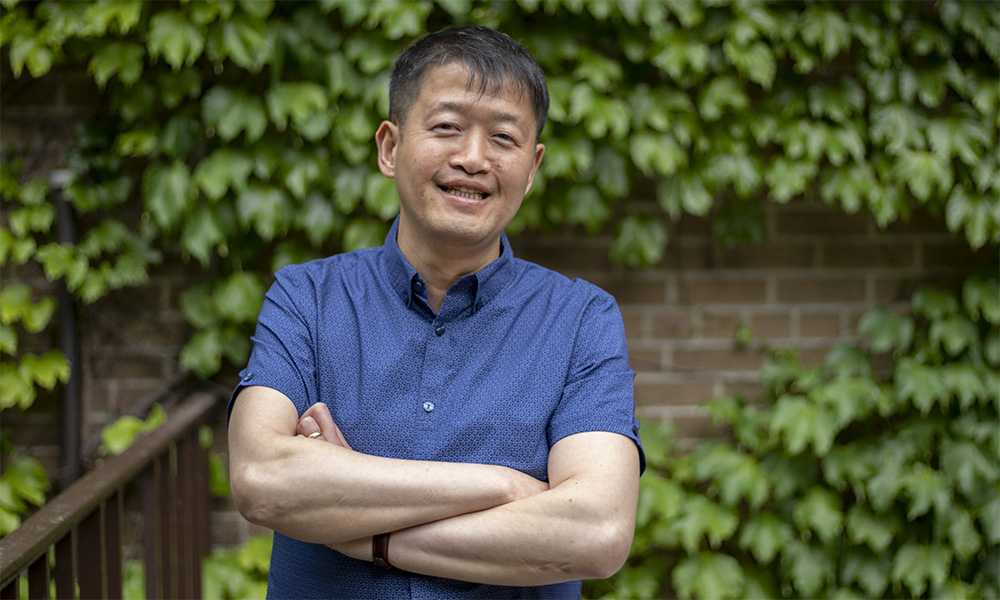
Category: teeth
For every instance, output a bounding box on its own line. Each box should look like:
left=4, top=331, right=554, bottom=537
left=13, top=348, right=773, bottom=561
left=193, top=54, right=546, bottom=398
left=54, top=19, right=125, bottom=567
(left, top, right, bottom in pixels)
left=446, top=187, right=485, bottom=200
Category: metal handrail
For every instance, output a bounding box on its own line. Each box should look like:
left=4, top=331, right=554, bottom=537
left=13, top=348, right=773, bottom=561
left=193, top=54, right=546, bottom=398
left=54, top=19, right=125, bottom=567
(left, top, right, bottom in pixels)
left=0, top=392, right=220, bottom=599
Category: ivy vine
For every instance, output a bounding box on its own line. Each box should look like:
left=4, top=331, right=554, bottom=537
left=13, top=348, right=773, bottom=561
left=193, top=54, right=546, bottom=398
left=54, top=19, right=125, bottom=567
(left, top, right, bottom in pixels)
left=0, top=0, right=997, bottom=588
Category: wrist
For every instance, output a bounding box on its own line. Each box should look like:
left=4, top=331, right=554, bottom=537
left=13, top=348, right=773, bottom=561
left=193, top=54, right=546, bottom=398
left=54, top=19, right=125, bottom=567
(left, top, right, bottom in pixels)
left=372, top=532, right=392, bottom=570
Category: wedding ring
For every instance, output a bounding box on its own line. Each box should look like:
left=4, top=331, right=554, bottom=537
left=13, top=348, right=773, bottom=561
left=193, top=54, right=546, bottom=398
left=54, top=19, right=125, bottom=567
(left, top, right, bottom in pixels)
left=308, top=432, right=322, bottom=439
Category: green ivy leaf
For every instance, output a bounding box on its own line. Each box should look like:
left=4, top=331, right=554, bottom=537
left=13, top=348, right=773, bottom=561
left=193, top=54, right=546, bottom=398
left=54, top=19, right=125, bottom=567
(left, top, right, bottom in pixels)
left=143, top=161, right=196, bottom=232
left=792, top=487, right=843, bottom=544
left=771, top=395, right=837, bottom=456
left=670, top=496, right=739, bottom=554
left=891, top=543, right=952, bottom=597
left=363, top=173, right=399, bottom=220
left=899, top=463, right=951, bottom=519
left=786, top=540, right=835, bottom=596
left=266, top=82, right=328, bottom=132
left=202, top=87, right=268, bottom=142
left=845, top=505, right=897, bottom=552
left=858, top=307, right=914, bottom=354
left=147, top=11, right=204, bottom=71
left=610, top=215, right=667, bottom=268
left=698, top=76, right=749, bottom=121
left=658, top=172, right=712, bottom=218
left=929, top=315, right=978, bottom=356
left=963, top=277, right=1000, bottom=324
left=237, top=185, right=291, bottom=241
left=297, top=192, right=341, bottom=247
left=672, top=552, right=744, bottom=600
left=179, top=327, right=224, bottom=376
left=737, top=512, right=793, bottom=564
left=196, top=148, right=255, bottom=202
left=89, top=41, right=144, bottom=88
left=343, top=218, right=385, bottom=252
left=766, top=156, right=818, bottom=203
left=18, top=350, right=70, bottom=391
left=841, top=548, right=890, bottom=597
left=213, top=272, right=265, bottom=324
left=896, top=358, right=950, bottom=414
left=630, top=132, right=685, bottom=177
left=801, top=6, right=852, bottom=59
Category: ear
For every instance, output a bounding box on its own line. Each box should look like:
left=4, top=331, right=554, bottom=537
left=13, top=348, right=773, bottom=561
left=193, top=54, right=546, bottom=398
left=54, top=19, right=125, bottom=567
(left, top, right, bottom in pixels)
left=523, top=143, right=545, bottom=196
left=375, top=121, right=399, bottom=178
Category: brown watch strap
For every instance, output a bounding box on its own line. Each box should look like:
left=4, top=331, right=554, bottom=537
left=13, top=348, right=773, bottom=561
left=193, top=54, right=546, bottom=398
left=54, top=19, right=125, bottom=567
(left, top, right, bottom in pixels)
left=372, top=533, right=391, bottom=570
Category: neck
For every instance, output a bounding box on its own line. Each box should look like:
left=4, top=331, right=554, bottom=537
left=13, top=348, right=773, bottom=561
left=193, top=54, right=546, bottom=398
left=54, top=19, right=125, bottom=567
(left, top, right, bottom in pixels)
left=396, top=226, right=501, bottom=314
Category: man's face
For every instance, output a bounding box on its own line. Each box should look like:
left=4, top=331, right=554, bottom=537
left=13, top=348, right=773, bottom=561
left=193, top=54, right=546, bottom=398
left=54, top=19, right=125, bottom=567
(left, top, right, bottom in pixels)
left=375, top=62, right=545, bottom=257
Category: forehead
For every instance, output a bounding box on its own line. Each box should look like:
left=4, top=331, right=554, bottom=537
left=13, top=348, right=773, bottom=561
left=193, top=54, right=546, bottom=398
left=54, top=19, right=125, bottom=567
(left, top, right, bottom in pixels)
left=412, top=62, right=535, bottom=124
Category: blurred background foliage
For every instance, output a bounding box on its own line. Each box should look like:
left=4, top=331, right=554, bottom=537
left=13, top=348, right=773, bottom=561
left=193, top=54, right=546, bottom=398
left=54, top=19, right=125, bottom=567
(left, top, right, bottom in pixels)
left=1, top=0, right=997, bottom=597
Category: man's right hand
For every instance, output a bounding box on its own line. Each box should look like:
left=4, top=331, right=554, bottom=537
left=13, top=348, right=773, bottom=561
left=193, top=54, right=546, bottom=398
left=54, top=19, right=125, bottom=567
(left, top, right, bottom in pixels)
left=295, top=402, right=352, bottom=450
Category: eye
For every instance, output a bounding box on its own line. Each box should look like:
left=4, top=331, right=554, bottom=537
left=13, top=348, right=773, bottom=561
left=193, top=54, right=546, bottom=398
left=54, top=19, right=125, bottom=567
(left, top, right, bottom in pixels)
left=434, top=123, right=458, bottom=132
left=494, top=132, right=518, bottom=145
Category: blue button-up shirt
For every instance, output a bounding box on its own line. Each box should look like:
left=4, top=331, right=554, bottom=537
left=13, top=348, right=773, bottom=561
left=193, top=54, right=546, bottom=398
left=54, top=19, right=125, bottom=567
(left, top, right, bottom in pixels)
left=230, top=219, right=644, bottom=599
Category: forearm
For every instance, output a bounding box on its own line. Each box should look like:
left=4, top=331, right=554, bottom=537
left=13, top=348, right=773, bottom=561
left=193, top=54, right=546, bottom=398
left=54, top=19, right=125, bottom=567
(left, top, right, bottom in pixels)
left=390, top=477, right=634, bottom=586
left=332, top=432, right=641, bottom=586
left=229, top=387, right=544, bottom=543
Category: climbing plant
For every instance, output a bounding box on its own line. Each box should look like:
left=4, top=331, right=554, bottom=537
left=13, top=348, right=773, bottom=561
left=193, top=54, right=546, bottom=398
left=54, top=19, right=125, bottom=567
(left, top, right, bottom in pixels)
left=587, top=274, right=1000, bottom=599
left=0, top=2, right=997, bottom=589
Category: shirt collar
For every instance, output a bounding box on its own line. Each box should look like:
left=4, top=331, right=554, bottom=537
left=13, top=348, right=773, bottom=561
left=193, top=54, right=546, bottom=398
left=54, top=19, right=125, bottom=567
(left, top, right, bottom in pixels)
left=381, top=217, right=515, bottom=315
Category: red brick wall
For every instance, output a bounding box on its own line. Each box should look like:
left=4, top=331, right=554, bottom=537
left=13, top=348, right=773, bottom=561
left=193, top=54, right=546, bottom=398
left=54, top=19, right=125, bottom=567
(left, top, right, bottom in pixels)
left=513, top=203, right=980, bottom=445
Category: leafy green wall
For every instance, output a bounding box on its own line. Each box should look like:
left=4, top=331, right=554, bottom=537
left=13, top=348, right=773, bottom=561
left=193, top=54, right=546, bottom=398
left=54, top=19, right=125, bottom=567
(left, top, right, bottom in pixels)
left=1, top=0, right=997, bottom=596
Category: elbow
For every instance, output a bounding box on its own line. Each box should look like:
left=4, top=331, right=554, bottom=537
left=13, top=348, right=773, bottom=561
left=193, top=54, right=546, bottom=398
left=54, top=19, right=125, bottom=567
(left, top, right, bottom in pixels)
left=230, top=463, right=281, bottom=527
left=577, top=521, right=634, bottom=580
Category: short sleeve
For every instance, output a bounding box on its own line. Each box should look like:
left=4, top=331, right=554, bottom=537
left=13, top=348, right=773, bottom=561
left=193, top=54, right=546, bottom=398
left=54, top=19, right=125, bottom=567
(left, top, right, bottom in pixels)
left=547, top=285, right=646, bottom=474
left=227, top=267, right=317, bottom=422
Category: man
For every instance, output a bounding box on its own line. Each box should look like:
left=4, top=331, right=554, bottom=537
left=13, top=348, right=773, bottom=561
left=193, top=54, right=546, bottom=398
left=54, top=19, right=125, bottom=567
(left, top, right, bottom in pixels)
left=228, top=25, right=644, bottom=599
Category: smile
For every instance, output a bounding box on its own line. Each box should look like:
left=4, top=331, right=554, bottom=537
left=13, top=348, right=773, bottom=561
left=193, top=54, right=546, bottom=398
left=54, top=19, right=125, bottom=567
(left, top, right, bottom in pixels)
left=441, top=186, right=488, bottom=201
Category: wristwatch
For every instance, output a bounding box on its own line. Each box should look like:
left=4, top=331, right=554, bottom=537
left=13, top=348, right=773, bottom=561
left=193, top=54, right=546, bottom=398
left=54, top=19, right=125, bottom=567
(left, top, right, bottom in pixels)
left=373, top=532, right=392, bottom=570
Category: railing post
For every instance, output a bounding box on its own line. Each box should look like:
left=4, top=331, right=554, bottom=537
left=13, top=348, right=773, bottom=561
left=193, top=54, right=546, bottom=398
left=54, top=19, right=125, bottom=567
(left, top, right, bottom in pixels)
left=53, top=532, right=74, bottom=600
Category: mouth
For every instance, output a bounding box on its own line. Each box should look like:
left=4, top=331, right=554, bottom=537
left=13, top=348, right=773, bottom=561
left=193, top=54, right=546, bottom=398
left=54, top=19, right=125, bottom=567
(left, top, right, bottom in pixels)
left=440, top=186, right=489, bottom=201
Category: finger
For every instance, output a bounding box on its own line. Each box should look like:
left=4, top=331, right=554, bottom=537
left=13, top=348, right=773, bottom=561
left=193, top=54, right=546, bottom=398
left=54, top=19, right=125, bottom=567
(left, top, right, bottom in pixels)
left=302, top=403, right=337, bottom=439
left=296, top=415, right=321, bottom=438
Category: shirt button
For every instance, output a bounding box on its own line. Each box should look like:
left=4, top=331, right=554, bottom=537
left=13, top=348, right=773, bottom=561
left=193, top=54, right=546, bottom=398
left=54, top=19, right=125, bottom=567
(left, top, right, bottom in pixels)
left=242, top=372, right=254, bottom=382
left=423, top=401, right=435, bottom=412
left=414, top=281, right=425, bottom=293
left=434, top=325, right=445, bottom=336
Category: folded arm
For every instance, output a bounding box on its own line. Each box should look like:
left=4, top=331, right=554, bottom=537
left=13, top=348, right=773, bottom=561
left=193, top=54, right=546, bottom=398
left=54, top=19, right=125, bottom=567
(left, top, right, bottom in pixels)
left=309, top=409, right=642, bottom=586
left=227, top=385, right=547, bottom=544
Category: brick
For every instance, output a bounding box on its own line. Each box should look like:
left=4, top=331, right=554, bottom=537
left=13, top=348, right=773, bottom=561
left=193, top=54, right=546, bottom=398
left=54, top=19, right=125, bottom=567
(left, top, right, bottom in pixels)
left=672, top=345, right=766, bottom=372
left=822, top=241, right=916, bottom=269
left=800, top=312, right=843, bottom=337
left=720, top=380, right=766, bottom=401
left=91, top=353, right=165, bottom=380
left=661, top=240, right=714, bottom=270
left=700, top=311, right=743, bottom=339
left=776, top=277, right=866, bottom=304
left=599, top=278, right=667, bottom=305
left=512, top=239, right=612, bottom=273
left=648, top=308, right=695, bottom=339
left=637, top=406, right=729, bottom=441
left=774, top=207, right=869, bottom=236
left=634, top=378, right=715, bottom=406
left=621, top=312, right=645, bottom=339
left=749, top=313, right=791, bottom=338
left=920, top=241, right=977, bottom=268
left=719, top=243, right=816, bottom=269
left=628, top=346, right=663, bottom=373
left=677, top=277, right=768, bottom=304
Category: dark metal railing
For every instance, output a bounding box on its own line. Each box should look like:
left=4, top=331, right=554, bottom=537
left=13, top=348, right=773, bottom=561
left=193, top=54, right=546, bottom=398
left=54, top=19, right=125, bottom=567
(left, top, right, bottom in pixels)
left=0, top=392, right=219, bottom=599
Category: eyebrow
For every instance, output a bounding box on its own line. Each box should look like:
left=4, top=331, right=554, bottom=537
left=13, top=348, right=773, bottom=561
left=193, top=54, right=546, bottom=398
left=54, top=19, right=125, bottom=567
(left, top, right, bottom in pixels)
left=428, top=100, right=525, bottom=127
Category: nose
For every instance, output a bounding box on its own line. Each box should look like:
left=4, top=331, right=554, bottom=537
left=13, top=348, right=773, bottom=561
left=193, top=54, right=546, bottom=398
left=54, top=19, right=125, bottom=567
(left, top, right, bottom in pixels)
left=449, top=134, right=490, bottom=174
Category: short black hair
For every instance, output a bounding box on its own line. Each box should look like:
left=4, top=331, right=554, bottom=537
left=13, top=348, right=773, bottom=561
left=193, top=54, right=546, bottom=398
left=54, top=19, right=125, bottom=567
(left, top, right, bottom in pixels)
left=388, top=25, right=549, bottom=140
